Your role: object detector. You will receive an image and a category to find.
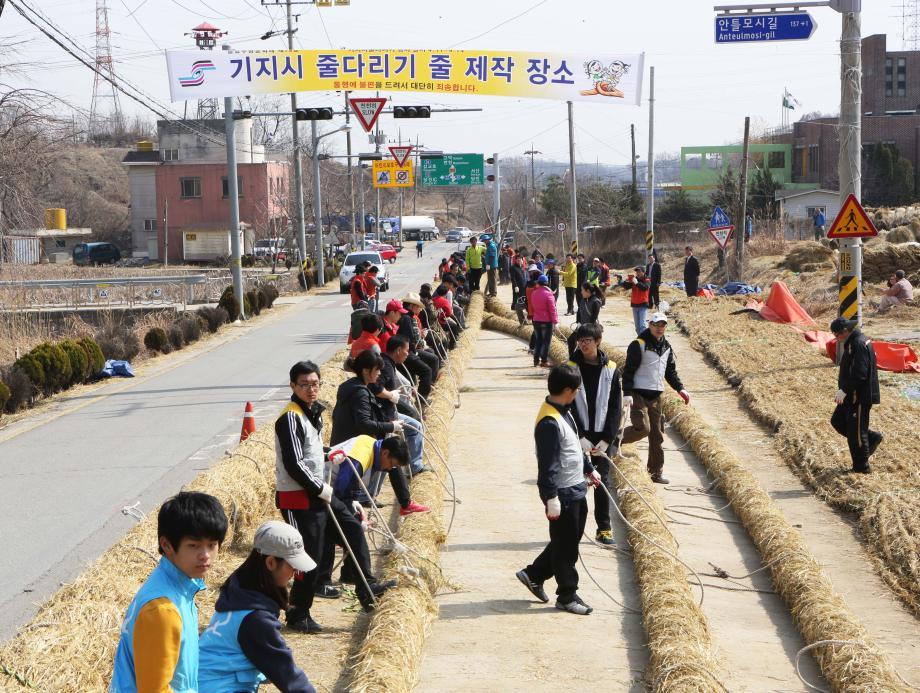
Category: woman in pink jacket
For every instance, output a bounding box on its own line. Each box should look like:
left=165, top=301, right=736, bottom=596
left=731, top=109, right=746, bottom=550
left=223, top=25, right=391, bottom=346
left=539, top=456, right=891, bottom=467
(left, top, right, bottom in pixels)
left=530, top=274, right=558, bottom=367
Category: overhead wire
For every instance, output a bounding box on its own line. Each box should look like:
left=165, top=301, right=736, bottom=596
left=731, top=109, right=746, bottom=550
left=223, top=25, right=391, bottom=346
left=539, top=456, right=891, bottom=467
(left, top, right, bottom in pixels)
left=448, top=0, right=551, bottom=48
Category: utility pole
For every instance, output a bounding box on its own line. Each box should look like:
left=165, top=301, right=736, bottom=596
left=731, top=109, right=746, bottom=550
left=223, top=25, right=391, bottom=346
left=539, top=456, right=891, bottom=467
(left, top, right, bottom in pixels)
left=492, top=152, right=501, bottom=241
left=358, top=164, right=366, bottom=250
left=0, top=181, right=5, bottom=270
left=735, top=116, right=750, bottom=280
left=566, top=101, right=579, bottom=253
left=413, top=135, right=419, bottom=215
left=374, top=90, right=382, bottom=236
left=838, top=4, right=862, bottom=324
left=646, top=66, right=655, bottom=260
left=163, top=196, right=169, bottom=268
left=524, top=145, right=541, bottom=231
left=222, top=56, right=245, bottom=318
left=344, top=90, right=356, bottom=249
left=398, top=130, right=404, bottom=248
left=630, top=124, right=638, bottom=198
left=311, top=120, right=325, bottom=287
left=285, top=1, right=307, bottom=282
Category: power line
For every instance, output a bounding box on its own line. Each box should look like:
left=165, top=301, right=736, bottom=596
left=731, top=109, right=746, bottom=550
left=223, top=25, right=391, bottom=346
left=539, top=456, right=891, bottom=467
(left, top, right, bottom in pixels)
left=448, top=0, right=551, bottom=48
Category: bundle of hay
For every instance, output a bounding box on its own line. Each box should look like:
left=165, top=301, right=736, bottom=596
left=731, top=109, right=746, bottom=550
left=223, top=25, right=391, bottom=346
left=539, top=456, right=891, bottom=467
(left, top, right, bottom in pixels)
left=886, top=226, right=916, bottom=244
left=780, top=242, right=835, bottom=272
left=862, top=243, right=920, bottom=283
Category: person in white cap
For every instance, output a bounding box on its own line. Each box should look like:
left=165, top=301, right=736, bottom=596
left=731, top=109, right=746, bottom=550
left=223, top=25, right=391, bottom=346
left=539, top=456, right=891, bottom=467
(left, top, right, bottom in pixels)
left=621, top=312, right=690, bottom=484
left=198, top=521, right=318, bottom=693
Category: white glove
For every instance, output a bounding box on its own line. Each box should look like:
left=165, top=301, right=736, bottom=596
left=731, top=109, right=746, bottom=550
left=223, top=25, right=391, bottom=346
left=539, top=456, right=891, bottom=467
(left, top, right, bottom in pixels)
left=586, top=470, right=602, bottom=487
left=329, top=451, right=346, bottom=465
left=392, top=419, right=405, bottom=433
left=595, top=440, right=609, bottom=454
left=580, top=438, right=593, bottom=454
left=319, top=483, right=333, bottom=503
left=622, top=395, right=633, bottom=408
left=387, top=390, right=401, bottom=404
left=834, top=389, right=846, bottom=404
left=545, top=497, right=561, bottom=520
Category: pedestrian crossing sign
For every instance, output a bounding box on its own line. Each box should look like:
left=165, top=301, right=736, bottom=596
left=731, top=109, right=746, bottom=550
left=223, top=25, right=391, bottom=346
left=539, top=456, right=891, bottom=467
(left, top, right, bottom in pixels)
left=827, top=194, right=877, bottom=239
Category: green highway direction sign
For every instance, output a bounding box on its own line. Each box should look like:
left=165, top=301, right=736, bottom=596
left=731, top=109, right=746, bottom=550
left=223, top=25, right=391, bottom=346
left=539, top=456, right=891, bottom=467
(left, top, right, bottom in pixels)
left=421, top=153, right=485, bottom=186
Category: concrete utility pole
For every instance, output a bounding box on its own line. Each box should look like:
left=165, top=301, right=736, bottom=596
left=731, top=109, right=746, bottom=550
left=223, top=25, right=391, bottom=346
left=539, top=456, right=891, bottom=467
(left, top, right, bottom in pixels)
left=358, top=164, right=366, bottom=250
left=646, top=66, right=655, bottom=259
left=374, top=90, right=382, bottom=236
left=223, top=84, right=245, bottom=318
left=311, top=120, right=325, bottom=287
left=838, top=4, right=862, bottom=324
left=492, top=151, right=501, bottom=241
left=735, top=115, right=751, bottom=280
left=163, top=196, right=169, bottom=268
left=285, top=0, right=308, bottom=278
left=567, top=101, right=579, bottom=252
left=524, top=145, right=541, bottom=230
left=344, top=91, right=356, bottom=249
left=630, top=124, right=638, bottom=197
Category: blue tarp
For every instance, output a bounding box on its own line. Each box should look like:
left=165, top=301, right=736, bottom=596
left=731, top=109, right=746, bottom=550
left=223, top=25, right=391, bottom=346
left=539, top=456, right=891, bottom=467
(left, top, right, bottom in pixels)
left=717, top=282, right=762, bottom=296
left=101, top=360, right=135, bottom=378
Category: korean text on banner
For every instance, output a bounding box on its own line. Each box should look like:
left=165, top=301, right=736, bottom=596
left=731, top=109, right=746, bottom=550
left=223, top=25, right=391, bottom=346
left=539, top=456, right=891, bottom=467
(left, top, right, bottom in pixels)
left=166, top=49, right=645, bottom=105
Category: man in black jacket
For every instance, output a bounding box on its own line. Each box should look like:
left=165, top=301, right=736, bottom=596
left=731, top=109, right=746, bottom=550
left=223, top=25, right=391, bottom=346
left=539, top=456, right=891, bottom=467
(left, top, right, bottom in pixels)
left=575, top=254, right=588, bottom=312
left=621, top=313, right=690, bottom=484
left=645, top=253, right=662, bottom=310
left=566, top=324, right=622, bottom=546
left=683, top=246, right=700, bottom=298
left=830, top=318, right=882, bottom=473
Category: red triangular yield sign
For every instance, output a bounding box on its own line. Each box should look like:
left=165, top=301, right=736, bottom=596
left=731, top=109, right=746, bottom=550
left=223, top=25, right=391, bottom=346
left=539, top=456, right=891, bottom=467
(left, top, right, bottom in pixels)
left=349, top=97, right=387, bottom=132
left=707, top=225, right=734, bottom=250
left=389, top=145, right=413, bottom=167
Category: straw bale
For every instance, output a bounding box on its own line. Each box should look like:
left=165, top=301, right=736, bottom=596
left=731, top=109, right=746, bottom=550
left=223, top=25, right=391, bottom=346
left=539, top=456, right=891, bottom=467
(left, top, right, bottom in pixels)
left=0, top=348, right=355, bottom=692
left=861, top=243, right=920, bottom=283
left=781, top=242, right=835, bottom=272
left=887, top=226, right=915, bottom=244
left=481, top=301, right=726, bottom=692
left=668, top=298, right=920, bottom=620
left=348, top=293, right=484, bottom=693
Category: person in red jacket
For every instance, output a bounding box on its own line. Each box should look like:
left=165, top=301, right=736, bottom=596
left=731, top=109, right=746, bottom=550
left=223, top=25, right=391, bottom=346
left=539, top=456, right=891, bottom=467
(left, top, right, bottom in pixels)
left=628, top=266, right=651, bottom=336
left=350, top=266, right=368, bottom=308
left=350, top=313, right=384, bottom=358
left=378, top=299, right=405, bottom=353
left=530, top=275, right=558, bottom=368
left=363, top=265, right=381, bottom=313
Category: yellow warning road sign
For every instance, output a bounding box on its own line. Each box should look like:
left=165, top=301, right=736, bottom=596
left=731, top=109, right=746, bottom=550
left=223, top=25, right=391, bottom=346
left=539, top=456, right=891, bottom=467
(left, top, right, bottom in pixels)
left=827, top=193, right=878, bottom=239
left=372, top=160, right=413, bottom=188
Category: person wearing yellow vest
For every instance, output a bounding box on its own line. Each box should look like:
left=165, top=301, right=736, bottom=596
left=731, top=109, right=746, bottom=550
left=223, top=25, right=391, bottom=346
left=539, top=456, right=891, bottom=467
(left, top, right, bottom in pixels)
left=465, top=235, right=487, bottom=291
left=562, top=254, right=579, bottom=316
left=516, top=364, right=601, bottom=616
left=566, top=323, right=623, bottom=547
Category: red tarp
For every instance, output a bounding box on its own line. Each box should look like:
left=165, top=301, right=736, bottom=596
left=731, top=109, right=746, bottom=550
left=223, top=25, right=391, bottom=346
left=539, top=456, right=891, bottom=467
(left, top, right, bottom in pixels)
left=743, top=281, right=919, bottom=373
left=696, top=288, right=715, bottom=300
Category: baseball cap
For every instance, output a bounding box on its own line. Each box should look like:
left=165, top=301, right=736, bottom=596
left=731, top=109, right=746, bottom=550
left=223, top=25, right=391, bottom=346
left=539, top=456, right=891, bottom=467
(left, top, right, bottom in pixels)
left=253, top=521, right=317, bottom=572
left=537, top=274, right=549, bottom=284
left=527, top=264, right=539, bottom=273
left=830, top=317, right=857, bottom=334
left=546, top=258, right=556, bottom=265
left=386, top=298, right=408, bottom=314
left=649, top=312, right=668, bottom=324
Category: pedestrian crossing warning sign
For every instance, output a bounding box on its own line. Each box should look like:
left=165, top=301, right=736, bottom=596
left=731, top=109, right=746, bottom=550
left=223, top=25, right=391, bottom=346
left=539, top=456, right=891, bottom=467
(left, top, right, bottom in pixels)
left=372, top=159, right=413, bottom=188
left=827, top=194, right=878, bottom=239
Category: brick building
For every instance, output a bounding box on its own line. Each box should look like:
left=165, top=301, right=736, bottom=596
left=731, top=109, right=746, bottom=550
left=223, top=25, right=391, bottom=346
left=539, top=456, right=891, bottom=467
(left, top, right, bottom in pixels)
left=789, top=34, right=920, bottom=196
left=122, top=119, right=290, bottom=261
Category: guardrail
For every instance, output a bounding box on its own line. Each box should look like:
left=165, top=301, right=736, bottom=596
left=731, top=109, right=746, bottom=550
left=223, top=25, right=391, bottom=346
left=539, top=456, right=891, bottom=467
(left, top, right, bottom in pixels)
left=0, top=275, right=209, bottom=311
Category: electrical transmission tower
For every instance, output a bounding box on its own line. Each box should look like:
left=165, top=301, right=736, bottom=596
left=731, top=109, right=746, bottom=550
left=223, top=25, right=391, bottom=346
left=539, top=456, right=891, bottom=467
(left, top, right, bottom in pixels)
left=89, top=0, right=123, bottom=139
left=895, top=0, right=920, bottom=50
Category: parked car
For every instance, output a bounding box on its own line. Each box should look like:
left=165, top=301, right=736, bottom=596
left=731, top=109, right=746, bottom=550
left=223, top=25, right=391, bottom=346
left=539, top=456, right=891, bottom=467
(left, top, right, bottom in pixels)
left=448, top=226, right=473, bottom=239
left=253, top=237, right=286, bottom=261
left=73, top=242, right=121, bottom=266
left=445, top=229, right=462, bottom=242
left=339, top=251, right=389, bottom=294
left=374, top=243, right=398, bottom=263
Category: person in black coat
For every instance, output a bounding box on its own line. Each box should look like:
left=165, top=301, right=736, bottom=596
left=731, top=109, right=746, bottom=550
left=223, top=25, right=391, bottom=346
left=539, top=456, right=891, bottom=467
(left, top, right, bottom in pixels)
left=683, top=246, right=700, bottom=298
left=645, top=253, right=662, bottom=310
left=829, top=318, right=882, bottom=473
left=575, top=254, right=588, bottom=312
left=567, top=283, right=603, bottom=357
left=510, top=256, right=528, bottom=322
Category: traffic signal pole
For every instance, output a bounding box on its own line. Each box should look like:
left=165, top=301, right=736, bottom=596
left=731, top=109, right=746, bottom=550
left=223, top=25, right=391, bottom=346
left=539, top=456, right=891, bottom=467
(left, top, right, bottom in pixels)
left=222, top=57, right=245, bottom=318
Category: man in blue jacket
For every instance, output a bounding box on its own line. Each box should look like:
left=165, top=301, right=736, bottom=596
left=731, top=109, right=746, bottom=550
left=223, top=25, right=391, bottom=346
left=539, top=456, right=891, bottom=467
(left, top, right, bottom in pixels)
left=484, top=235, right=500, bottom=297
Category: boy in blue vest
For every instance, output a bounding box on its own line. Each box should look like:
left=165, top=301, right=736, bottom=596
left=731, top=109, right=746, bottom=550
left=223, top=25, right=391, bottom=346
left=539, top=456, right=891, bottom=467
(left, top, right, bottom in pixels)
left=110, top=491, right=228, bottom=693
left=516, top=364, right=601, bottom=616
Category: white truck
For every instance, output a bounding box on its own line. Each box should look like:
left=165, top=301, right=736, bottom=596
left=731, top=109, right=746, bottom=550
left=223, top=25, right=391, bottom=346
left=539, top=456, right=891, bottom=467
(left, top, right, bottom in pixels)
left=399, top=215, right=439, bottom=241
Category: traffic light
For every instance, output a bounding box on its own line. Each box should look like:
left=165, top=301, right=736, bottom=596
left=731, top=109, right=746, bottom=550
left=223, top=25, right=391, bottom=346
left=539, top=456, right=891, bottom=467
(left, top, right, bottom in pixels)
left=393, top=106, right=431, bottom=119
left=486, top=156, right=497, bottom=182
left=295, top=107, right=334, bottom=120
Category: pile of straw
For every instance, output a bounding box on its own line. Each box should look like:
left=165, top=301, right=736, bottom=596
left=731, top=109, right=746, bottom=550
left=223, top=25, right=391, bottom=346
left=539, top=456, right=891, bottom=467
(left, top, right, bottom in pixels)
left=861, top=243, right=920, bottom=283
left=481, top=301, right=726, bottom=692
left=0, top=348, right=355, bottom=692
left=669, top=299, right=920, bottom=619
left=780, top=242, right=836, bottom=272
left=348, top=293, right=484, bottom=693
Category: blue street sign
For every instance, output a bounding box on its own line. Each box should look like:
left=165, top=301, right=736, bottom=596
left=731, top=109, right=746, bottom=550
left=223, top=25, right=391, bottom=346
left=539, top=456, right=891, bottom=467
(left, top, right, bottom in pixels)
left=715, top=12, right=817, bottom=43
left=710, top=206, right=732, bottom=229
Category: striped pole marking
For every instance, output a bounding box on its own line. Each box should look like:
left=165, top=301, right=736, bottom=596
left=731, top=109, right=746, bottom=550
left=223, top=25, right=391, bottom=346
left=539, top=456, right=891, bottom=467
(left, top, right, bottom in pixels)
left=645, top=230, right=655, bottom=254
left=839, top=275, right=858, bottom=319
left=571, top=240, right=578, bottom=255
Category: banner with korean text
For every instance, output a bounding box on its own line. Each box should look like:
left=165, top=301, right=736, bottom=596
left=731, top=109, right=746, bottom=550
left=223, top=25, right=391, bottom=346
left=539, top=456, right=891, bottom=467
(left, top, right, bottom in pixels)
left=166, top=49, right=644, bottom=105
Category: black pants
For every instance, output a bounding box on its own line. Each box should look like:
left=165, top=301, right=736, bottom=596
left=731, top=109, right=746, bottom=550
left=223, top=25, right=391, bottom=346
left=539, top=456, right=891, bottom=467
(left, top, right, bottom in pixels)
left=592, top=455, right=612, bottom=532
left=315, top=495, right=374, bottom=602
left=405, top=352, right=434, bottom=398
left=418, top=347, right=440, bottom=380
left=525, top=496, right=588, bottom=602
left=469, top=267, right=483, bottom=291
left=685, top=279, right=698, bottom=297
left=647, top=283, right=660, bottom=310
left=417, top=246, right=423, bottom=257
left=565, top=287, right=576, bottom=314
left=281, top=506, right=327, bottom=616
left=830, top=400, right=879, bottom=471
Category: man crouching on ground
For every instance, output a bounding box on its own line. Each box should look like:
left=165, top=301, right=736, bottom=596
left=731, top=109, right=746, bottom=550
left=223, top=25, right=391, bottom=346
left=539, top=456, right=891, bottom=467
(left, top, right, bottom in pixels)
left=516, top=364, right=601, bottom=615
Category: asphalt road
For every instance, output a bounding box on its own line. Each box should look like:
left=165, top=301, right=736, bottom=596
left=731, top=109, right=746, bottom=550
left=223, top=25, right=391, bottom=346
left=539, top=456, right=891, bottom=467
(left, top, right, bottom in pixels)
left=0, top=242, right=445, bottom=641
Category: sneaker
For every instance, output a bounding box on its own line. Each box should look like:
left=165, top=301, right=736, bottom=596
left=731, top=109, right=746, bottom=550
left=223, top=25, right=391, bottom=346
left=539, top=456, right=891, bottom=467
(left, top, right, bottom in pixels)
left=868, top=432, right=884, bottom=457
left=411, top=465, right=434, bottom=475
left=287, top=614, right=323, bottom=633
left=360, top=498, right=389, bottom=509
left=595, top=529, right=616, bottom=546
left=650, top=474, right=670, bottom=485
left=314, top=584, right=341, bottom=599
left=555, top=595, right=593, bottom=615
left=399, top=500, right=431, bottom=517
left=515, top=569, right=549, bottom=603
left=370, top=579, right=398, bottom=596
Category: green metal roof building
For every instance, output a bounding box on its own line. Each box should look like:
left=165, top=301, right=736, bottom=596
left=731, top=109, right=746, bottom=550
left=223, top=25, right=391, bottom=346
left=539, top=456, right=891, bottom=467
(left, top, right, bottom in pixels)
left=679, top=144, right=814, bottom=200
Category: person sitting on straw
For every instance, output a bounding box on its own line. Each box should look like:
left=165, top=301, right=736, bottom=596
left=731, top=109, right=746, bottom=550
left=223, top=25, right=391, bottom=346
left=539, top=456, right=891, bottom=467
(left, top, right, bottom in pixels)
left=516, top=364, right=602, bottom=616
left=197, top=521, right=318, bottom=693
left=110, top=492, right=228, bottom=693
left=877, top=270, right=914, bottom=312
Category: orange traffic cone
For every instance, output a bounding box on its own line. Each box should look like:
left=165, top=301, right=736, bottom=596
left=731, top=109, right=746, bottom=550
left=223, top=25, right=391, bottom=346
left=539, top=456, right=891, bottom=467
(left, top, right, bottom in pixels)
left=240, top=402, right=256, bottom=441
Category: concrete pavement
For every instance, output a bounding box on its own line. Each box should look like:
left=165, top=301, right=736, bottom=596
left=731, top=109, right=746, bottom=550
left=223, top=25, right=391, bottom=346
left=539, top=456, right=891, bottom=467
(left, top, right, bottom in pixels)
left=0, top=243, right=444, bottom=641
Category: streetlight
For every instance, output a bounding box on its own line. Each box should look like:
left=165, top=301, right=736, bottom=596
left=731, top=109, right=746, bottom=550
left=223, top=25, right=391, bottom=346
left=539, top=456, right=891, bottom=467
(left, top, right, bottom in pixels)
left=311, top=123, right=351, bottom=287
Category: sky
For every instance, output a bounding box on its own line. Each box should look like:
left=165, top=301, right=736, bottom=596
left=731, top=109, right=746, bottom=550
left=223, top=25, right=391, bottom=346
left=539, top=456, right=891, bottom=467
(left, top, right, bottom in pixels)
left=0, top=0, right=909, bottom=168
